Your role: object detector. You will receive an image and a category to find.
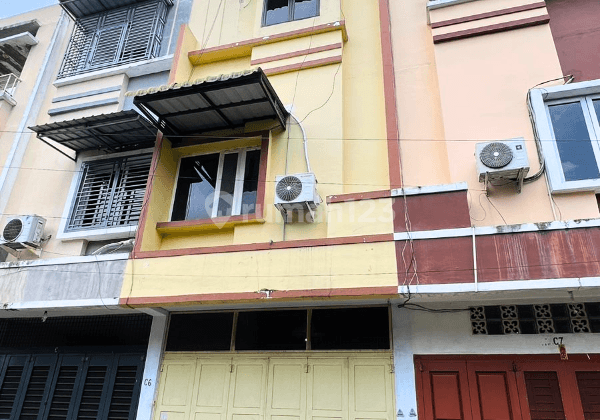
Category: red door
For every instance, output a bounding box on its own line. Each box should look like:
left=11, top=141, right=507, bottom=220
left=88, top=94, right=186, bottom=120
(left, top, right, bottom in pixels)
left=417, top=356, right=600, bottom=420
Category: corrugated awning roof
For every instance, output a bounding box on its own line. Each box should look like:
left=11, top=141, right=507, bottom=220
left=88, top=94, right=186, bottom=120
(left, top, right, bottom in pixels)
left=29, top=110, right=157, bottom=153
left=131, top=68, right=288, bottom=143
left=59, top=0, right=171, bottom=19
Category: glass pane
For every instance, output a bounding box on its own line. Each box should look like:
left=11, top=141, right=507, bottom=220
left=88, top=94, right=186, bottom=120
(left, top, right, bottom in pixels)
left=216, top=153, right=238, bottom=217
left=235, top=310, right=307, bottom=350
left=593, top=99, right=600, bottom=126
left=171, top=154, right=219, bottom=221
left=241, top=150, right=260, bottom=215
left=167, top=313, right=234, bottom=351
left=549, top=102, right=600, bottom=181
left=294, top=0, right=318, bottom=20
left=265, top=0, right=289, bottom=25
left=311, top=307, right=390, bottom=350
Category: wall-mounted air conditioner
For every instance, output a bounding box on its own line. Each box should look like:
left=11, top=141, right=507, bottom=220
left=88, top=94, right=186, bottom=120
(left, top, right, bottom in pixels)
left=476, top=138, right=530, bottom=193
left=0, top=215, right=46, bottom=250
left=274, top=173, right=321, bottom=223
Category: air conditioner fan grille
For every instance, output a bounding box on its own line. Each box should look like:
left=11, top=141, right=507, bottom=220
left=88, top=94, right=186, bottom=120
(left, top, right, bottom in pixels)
left=3, top=219, right=23, bottom=242
left=480, top=142, right=513, bottom=168
left=276, top=176, right=303, bottom=201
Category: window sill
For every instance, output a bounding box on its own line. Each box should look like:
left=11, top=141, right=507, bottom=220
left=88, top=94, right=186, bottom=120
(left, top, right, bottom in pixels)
left=53, top=54, right=173, bottom=88
left=156, top=215, right=265, bottom=235
left=427, top=0, right=479, bottom=10
left=57, top=225, right=137, bottom=242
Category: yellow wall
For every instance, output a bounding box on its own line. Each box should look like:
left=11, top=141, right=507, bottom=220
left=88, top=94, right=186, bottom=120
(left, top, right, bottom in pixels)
left=123, top=241, right=397, bottom=303
left=138, top=0, right=392, bottom=254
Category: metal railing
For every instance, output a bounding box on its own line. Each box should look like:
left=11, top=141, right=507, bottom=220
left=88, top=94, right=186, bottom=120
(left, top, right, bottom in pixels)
left=0, top=73, right=20, bottom=99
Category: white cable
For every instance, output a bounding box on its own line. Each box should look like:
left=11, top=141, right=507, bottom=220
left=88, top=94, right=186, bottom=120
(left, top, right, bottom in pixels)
left=288, top=112, right=311, bottom=173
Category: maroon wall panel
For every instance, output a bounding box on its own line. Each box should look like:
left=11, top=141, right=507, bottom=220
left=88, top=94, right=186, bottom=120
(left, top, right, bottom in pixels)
left=546, top=0, right=600, bottom=82
left=393, top=191, right=471, bottom=232
left=396, top=237, right=474, bottom=285
left=476, top=228, right=600, bottom=282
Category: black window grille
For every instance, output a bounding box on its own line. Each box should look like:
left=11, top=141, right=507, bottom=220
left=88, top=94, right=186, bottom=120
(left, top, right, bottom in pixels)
left=67, top=154, right=152, bottom=232
left=58, top=0, right=170, bottom=79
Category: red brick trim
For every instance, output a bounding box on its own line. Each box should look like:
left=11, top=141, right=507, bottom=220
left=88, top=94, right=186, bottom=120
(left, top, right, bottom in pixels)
left=120, top=286, right=398, bottom=306
left=263, top=55, right=342, bottom=76
left=433, top=14, right=550, bottom=44
left=133, top=132, right=164, bottom=256
left=251, top=43, right=343, bottom=65
left=168, top=24, right=188, bottom=84
left=133, top=233, right=394, bottom=259
left=378, top=0, right=402, bottom=189
left=327, top=190, right=392, bottom=204
left=188, top=20, right=348, bottom=64
left=431, top=2, right=546, bottom=29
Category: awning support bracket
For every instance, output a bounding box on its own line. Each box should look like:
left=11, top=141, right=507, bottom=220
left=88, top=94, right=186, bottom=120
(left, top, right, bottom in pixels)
left=37, top=135, right=77, bottom=162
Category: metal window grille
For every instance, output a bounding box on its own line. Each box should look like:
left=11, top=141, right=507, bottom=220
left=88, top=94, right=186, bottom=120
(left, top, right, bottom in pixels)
left=57, top=0, right=170, bottom=79
left=67, top=154, right=152, bottom=232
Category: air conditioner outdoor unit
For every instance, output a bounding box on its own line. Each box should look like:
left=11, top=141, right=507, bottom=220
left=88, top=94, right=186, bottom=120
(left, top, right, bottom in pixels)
left=274, top=173, right=321, bottom=223
left=476, top=138, right=530, bottom=193
left=0, top=215, right=46, bottom=250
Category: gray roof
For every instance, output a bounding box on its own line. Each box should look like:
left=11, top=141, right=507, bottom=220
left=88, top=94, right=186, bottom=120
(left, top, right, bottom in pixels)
left=29, top=110, right=157, bottom=153
left=59, top=0, right=172, bottom=19
left=131, top=68, right=288, bottom=143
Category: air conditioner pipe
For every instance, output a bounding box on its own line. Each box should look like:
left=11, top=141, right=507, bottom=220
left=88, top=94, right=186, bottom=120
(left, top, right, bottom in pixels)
left=288, top=111, right=312, bottom=173
left=92, top=238, right=135, bottom=255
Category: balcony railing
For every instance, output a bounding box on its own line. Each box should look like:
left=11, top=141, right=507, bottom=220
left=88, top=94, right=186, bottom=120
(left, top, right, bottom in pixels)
left=0, top=73, right=20, bottom=102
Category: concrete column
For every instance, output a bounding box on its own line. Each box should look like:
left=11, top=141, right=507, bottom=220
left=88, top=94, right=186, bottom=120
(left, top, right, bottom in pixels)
left=136, top=309, right=169, bottom=420
left=392, top=306, right=419, bottom=420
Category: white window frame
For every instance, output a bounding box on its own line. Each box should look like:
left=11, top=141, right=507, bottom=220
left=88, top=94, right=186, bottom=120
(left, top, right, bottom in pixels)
left=57, top=148, right=154, bottom=241
left=529, top=79, right=600, bottom=193
left=170, top=147, right=261, bottom=221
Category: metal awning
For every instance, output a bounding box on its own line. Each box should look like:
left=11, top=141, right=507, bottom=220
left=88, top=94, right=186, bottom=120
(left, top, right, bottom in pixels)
left=59, top=0, right=172, bottom=19
left=29, top=110, right=157, bottom=154
left=131, top=68, right=288, bottom=143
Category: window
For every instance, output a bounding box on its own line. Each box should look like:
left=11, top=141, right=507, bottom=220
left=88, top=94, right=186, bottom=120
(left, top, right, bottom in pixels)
left=529, top=80, right=600, bottom=192
left=171, top=148, right=261, bottom=221
left=67, top=154, right=152, bottom=232
left=58, top=0, right=170, bottom=78
left=263, top=0, right=319, bottom=26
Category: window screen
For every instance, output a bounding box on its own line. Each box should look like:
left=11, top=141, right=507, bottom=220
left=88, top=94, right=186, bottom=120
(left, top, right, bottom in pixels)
left=58, top=0, right=170, bottom=78
left=67, top=154, right=152, bottom=232
left=166, top=313, right=234, bottom=351
left=236, top=310, right=307, bottom=351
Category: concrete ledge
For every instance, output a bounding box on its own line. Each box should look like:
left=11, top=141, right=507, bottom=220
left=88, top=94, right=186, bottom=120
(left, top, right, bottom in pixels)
left=52, top=85, right=122, bottom=103
left=427, top=0, right=479, bottom=10
left=48, top=97, right=119, bottom=116
left=53, top=54, right=173, bottom=88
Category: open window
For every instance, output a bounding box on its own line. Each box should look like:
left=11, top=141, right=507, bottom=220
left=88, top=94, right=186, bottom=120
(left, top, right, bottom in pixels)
left=263, top=0, right=319, bottom=26
left=172, top=148, right=261, bottom=221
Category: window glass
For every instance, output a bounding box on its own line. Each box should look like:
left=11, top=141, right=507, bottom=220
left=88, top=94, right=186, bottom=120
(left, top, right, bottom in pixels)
left=241, top=150, right=260, bottom=215
left=265, top=0, right=290, bottom=26
left=235, top=310, right=307, bottom=350
left=294, top=0, right=318, bottom=20
left=593, top=99, right=600, bottom=126
left=216, top=153, right=239, bottom=217
left=311, top=307, right=390, bottom=350
left=172, top=154, right=219, bottom=221
left=167, top=313, right=234, bottom=351
left=548, top=102, right=600, bottom=181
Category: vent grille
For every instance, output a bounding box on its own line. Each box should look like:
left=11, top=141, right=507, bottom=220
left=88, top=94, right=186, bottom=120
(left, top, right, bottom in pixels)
left=107, top=366, right=138, bottom=420
left=479, top=142, right=513, bottom=168
left=276, top=176, right=303, bottom=201
left=18, top=366, right=51, bottom=420
left=76, top=366, right=107, bottom=420
left=0, top=366, right=24, bottom=418
left=47, top=366, right=79, bottom=420
left=3, top=218, right=23, bottom=241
